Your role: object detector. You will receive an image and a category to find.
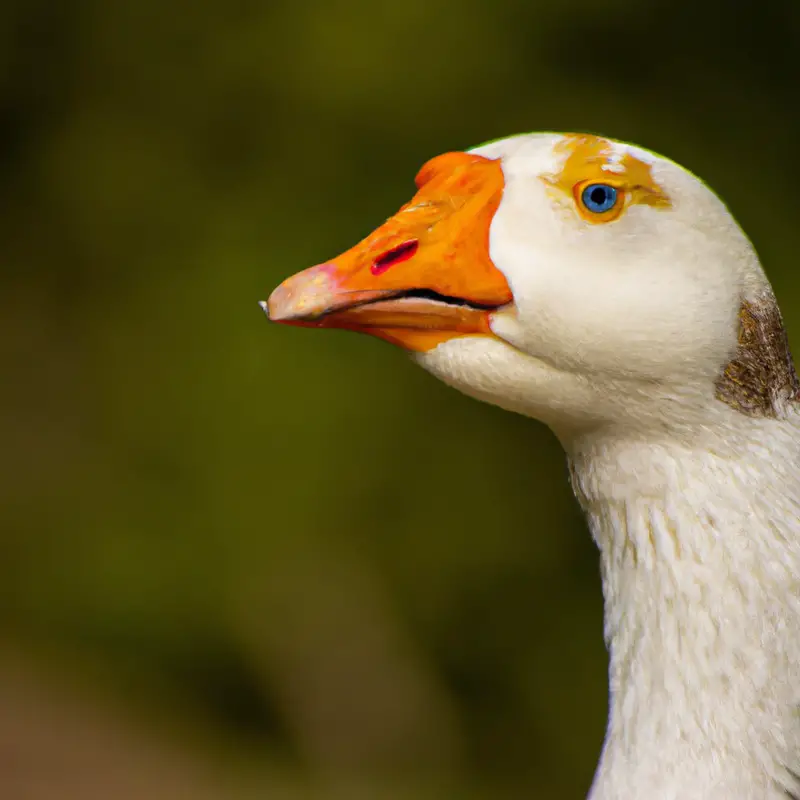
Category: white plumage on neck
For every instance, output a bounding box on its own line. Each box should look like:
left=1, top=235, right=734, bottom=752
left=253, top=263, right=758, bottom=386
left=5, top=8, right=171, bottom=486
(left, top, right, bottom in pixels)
left=569, top=421, right=800, bottom=799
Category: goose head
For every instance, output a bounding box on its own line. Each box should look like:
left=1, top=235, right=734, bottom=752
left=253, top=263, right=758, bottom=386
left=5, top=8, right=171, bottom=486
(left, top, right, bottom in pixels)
left=265, top=133, right=787, bottom=439
left=265, top=134, right=800, bottom=798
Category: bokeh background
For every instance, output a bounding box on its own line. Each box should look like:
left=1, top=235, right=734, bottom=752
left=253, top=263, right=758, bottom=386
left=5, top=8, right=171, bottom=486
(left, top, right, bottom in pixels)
left=2, top=1, right=799, bottom=797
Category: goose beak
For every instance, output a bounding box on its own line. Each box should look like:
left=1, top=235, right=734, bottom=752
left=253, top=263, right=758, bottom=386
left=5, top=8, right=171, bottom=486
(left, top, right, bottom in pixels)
left=263, top=151, right=513, bottom=352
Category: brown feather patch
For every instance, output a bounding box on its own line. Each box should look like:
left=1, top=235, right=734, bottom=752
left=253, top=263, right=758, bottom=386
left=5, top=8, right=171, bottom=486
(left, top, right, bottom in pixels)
left=715, top=293, right=799, bottom=417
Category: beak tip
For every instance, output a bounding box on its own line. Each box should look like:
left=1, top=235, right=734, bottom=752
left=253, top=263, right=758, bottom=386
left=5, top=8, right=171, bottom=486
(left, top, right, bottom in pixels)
left=261, top=288, right=317, bottom=324
left=259, top=298, right=290, bottom=323
left=263, top=268, right=340, bottom=324
left=261, top=286, right=295, bottom=323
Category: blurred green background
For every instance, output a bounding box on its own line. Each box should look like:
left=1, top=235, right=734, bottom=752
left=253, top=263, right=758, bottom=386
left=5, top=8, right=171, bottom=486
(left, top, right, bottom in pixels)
left=1, top=1, right=799, bottom=797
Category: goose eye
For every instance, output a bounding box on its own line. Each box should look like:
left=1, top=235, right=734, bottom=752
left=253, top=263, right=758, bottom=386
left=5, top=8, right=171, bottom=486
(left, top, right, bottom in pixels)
left=581, top=183, right=619, bottom=214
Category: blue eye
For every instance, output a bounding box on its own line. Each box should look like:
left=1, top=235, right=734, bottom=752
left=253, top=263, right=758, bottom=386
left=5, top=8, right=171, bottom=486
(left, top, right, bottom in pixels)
left=581, top=183, right=618, bottom=213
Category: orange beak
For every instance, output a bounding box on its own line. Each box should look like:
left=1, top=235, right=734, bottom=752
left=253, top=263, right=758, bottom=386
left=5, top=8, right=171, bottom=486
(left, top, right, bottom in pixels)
left=263, top=151, right=513, bottom=352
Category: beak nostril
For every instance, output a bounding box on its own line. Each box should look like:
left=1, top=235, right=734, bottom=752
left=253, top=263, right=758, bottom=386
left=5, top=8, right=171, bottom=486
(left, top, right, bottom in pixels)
left=371, top=239, right=419, bottom=276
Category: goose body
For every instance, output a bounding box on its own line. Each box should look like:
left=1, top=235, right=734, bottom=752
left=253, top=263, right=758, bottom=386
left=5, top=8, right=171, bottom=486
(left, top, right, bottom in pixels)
left=265, top=133, right=800, bottom=798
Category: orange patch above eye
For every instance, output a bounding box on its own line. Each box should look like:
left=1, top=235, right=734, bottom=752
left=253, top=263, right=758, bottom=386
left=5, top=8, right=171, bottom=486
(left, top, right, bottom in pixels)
left=541, top=133, right=672, bottom=224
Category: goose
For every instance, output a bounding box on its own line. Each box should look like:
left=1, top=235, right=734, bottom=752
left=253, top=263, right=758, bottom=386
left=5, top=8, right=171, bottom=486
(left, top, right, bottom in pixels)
left=262, top=132, right=800, bottom=799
